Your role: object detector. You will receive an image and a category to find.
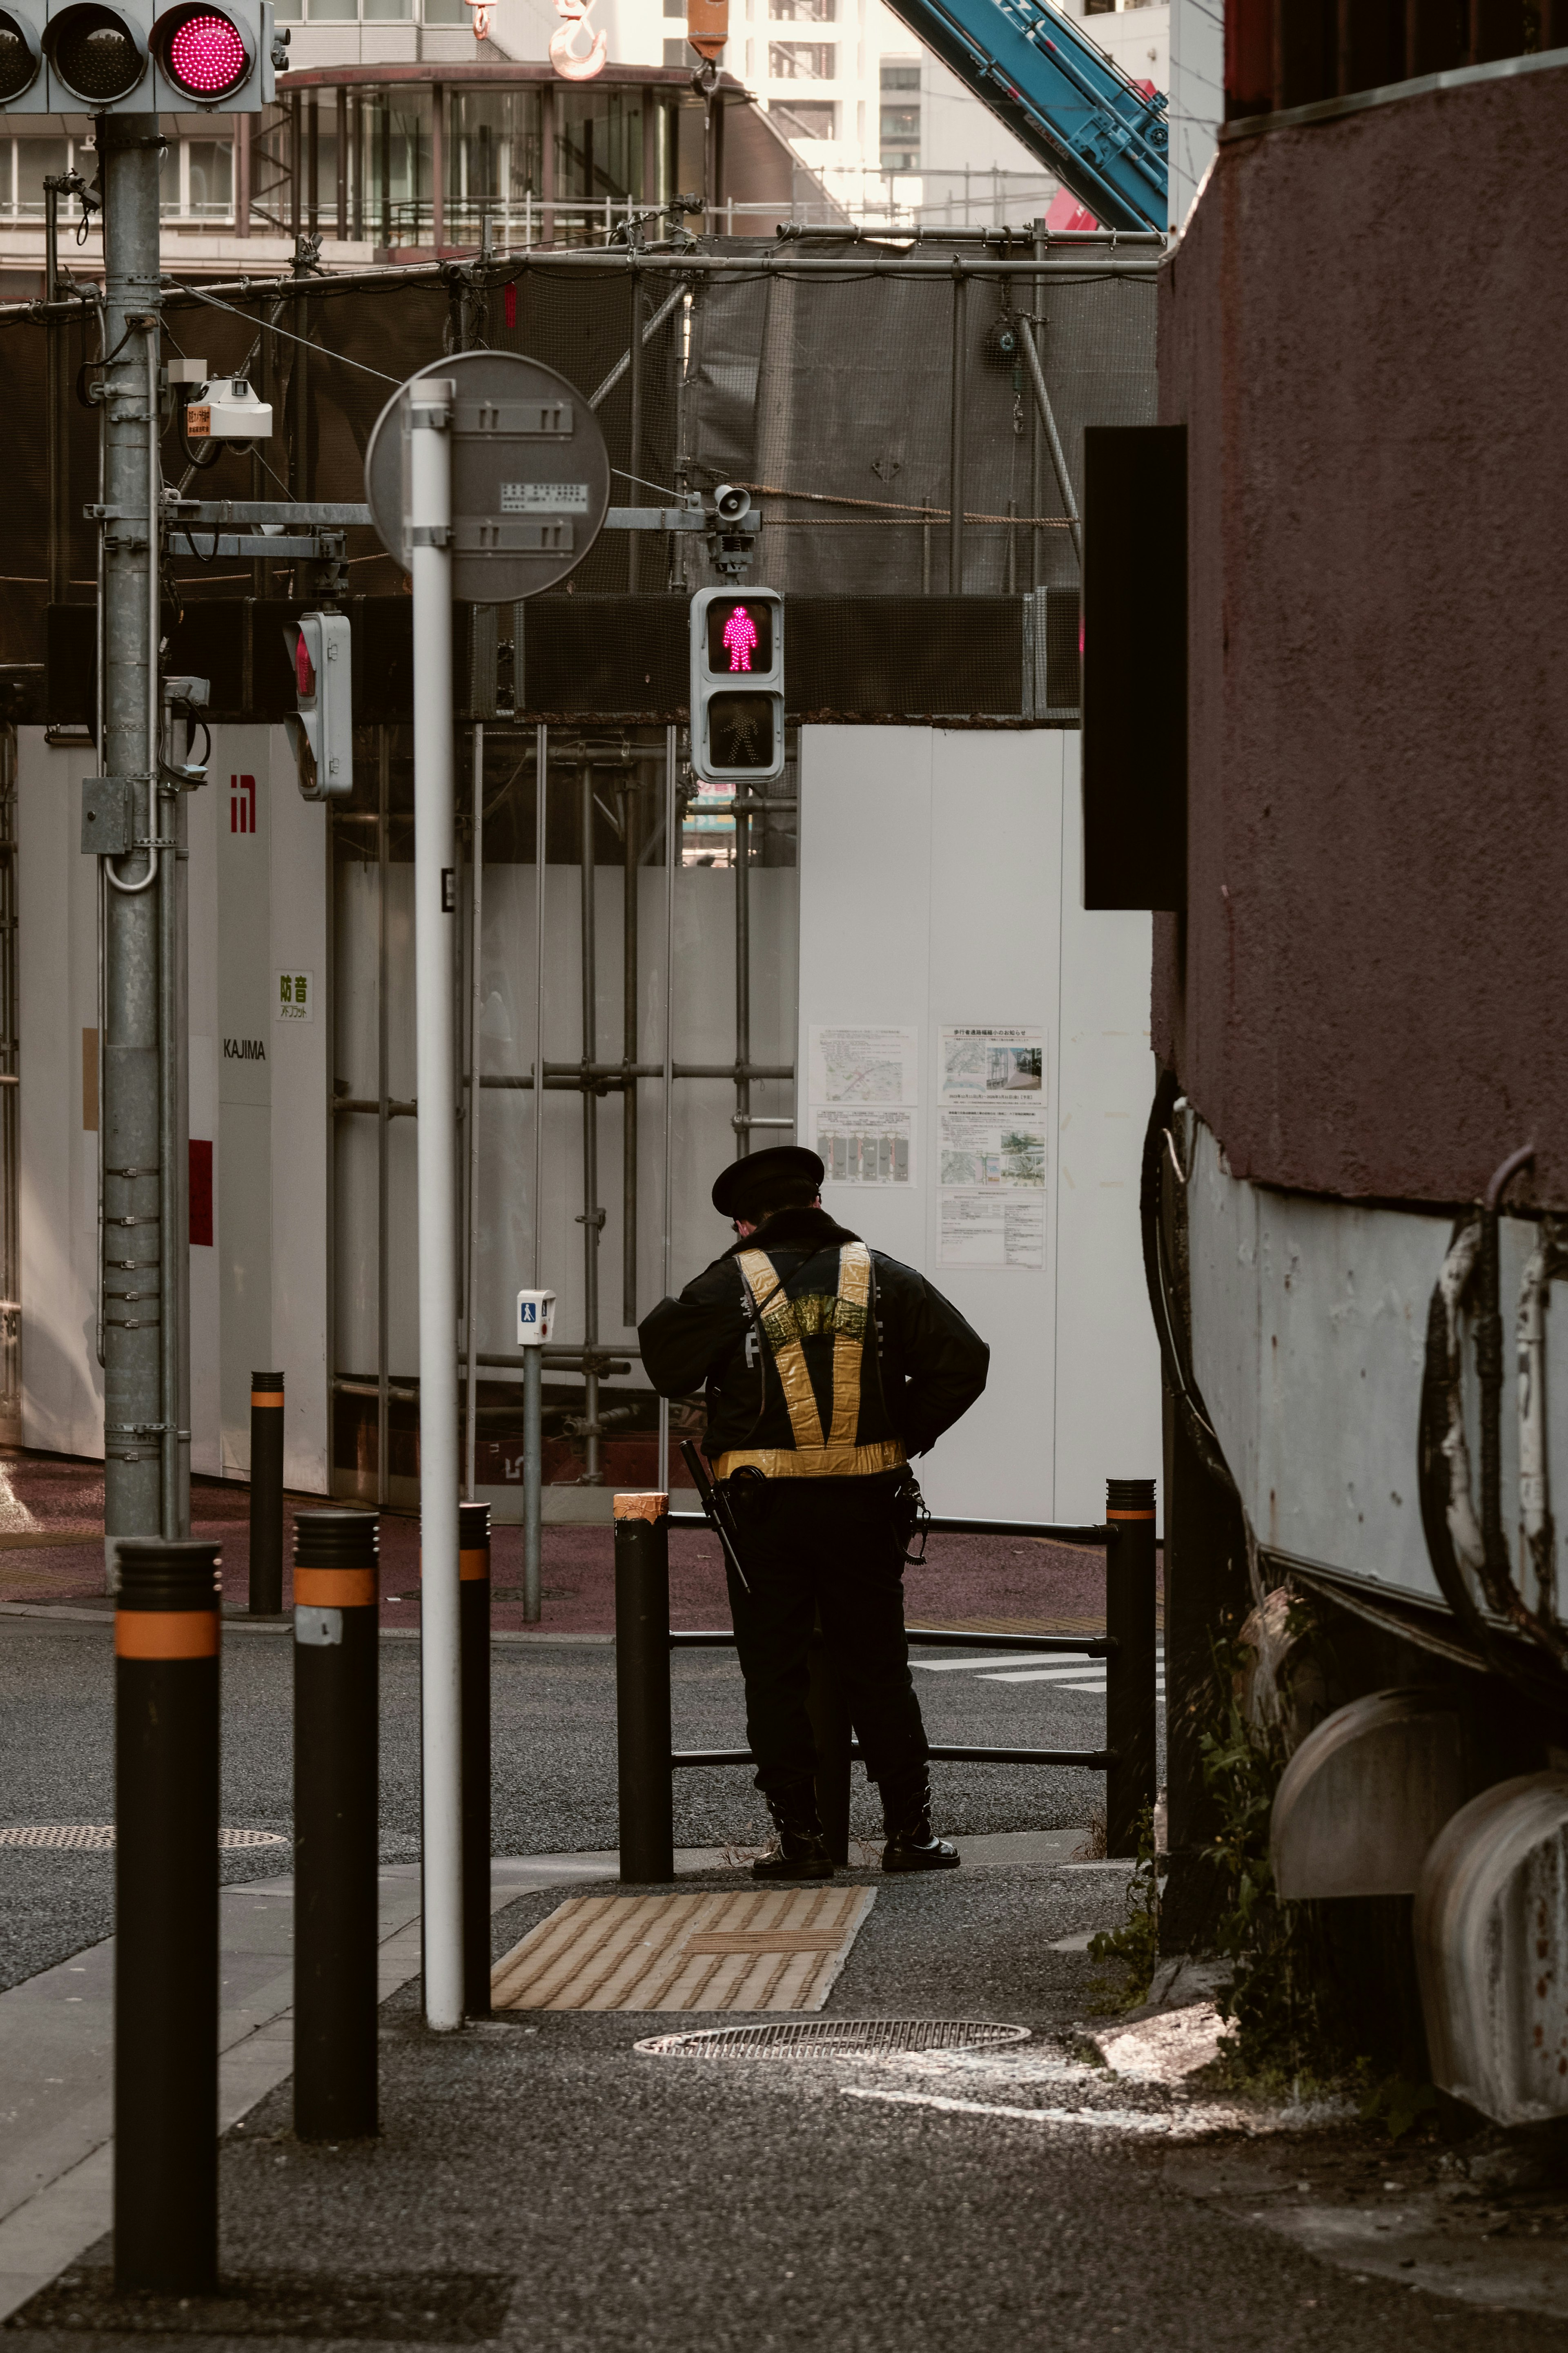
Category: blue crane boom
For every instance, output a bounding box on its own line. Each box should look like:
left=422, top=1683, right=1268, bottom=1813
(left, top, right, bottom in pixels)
left=879, top=0, right=1169, bottom=232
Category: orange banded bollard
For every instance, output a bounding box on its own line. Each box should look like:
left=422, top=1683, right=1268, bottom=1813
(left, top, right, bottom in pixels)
left=114, top=1539, right=222, bottom=2294
left=294, top=1508, right=380, bottom=2139
left=460, top=1499, right=491, bottom=2017
left=1105, top=1477, right=1158, bottom=1858
left=248, top=1370, right=284, bottom=1615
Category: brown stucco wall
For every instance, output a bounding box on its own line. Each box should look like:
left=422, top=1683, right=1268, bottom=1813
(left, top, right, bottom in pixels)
left=1156, top=63, right=1568, bottom=1212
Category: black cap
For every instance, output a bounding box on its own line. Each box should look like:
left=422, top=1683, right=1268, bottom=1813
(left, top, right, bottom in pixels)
left=711, top=1144, right=825, bottom=1221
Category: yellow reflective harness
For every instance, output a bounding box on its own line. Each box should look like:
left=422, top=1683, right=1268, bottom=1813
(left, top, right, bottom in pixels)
left=714, top=1241, right=906, bottom=1481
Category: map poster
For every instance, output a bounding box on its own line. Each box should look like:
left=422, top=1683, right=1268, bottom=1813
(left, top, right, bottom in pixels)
left=939, top=1192, right=1046, bottom=1270
left=939, top=1025, right=1044, bottom=1101
left=813, top=1105, right=915, bottom=1187
left=808, top=1025, right=919, bottom=1107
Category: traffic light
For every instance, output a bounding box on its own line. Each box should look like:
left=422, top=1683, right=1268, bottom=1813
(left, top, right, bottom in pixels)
left=0, top=0, right=277, bottom=114
left=689, top=586, right=784, bottom=787
left=284, top=613, right=352, bottom=802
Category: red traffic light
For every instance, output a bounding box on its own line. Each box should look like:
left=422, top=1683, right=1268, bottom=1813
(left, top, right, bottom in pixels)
left=160, top=4, right=251, bottom=100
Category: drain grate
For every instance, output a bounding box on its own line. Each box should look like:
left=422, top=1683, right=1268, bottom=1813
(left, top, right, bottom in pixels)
left=0, top=1825, right=287, bottom=1851
left=635, top=2017, right=1031, bottom=2058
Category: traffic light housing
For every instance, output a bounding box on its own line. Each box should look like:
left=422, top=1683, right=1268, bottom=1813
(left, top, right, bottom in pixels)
left=284, top=613, right=352, bottom=802
left=689, top=587, right=784, bottom=787
left=0, top=0, right=276, bottom=113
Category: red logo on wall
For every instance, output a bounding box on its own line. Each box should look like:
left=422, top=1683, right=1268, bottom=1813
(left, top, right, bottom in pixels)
left=189, top=1140, right=213, bottom=1247
left=230, top=774, right=256, bottom=834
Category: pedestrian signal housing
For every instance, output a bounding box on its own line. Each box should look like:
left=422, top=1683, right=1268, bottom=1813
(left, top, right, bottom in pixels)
left=689, top=586, right=784, bottom=786
left=0, top=0, right=276, bottom=111
left=284, top=613, right=352, bottom=802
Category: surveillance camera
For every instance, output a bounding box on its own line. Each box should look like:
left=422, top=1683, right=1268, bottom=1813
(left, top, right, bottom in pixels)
left=185, top=378, right=273, bottom=441
left=713, top=484, right=752, bottom=525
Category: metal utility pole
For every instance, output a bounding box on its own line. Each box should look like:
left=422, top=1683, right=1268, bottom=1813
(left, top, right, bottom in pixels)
left=97, top=114, right=185, bottom=1577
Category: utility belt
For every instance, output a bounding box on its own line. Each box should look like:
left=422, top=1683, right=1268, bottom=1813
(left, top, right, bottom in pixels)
left=712, top=1440, right=906, bottom=1482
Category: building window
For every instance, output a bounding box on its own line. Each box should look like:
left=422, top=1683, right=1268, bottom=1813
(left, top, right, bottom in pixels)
left=768, top=39, right=835, bottom=77
left=273, top=0, right=436, bottom=20
left=879, top=105, right=919, bottom=170
left=880, top=61, right=920, bottom=89
left=770, top=98, right=836, bottom=139
left=663, top=0, right=684, bottom=12
left=663, top=36, right=697, bottom=63
left=2, top=130, right=236, bottom=222
left=1083, top=0, right=1116, bottom=13
left=769, top=0, right=834, bottom=17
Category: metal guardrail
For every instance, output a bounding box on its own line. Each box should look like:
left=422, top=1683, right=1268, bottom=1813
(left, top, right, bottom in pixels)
left=615, top=1480, right=1158, bottom=1876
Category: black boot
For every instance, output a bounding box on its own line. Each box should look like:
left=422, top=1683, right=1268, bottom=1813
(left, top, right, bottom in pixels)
left=880, top=1769, right=960, bottom=1873
left=753, top=1784, right=834, bottom=1881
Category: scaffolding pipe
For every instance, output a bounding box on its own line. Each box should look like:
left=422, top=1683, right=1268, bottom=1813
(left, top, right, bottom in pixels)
left=44, top=179, right=65, bottom=604
left=532, top=722, right=546, bottom=1286
left=622, top=765, right=639, bottom=1328
left=1030, top=219, right=1046, bottom=589
left=377, top=728, right=390, bottom=1509
left=470, top=1060, right=794, bottom=1087
left=463, top=723, right=484, bottom=1499
left=579, top=760, right=602, bottom=1484
left=658, top=724, right=676, bottom=1494
left=734, top=794, right=751, bottom=1153
left=1020, top=295, right=1082, bottom=568
left=949, top=265, right=967, bottom=594
left=625, top=275, right=643, bottom=593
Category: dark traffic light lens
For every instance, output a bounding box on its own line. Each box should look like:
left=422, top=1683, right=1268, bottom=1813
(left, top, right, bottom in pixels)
left=162, top=5, right=251, bottom=99
left=48, top=5, right=146, bottom=101
left=0, top=12, right=42, bottom=102
left=709, top=694, right=775, bottom=771
left=706, top=599, right=772, bottom=675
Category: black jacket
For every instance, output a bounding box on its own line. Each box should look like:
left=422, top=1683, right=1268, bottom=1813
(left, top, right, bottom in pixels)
left=639, top=1207, right=989, bottom=1459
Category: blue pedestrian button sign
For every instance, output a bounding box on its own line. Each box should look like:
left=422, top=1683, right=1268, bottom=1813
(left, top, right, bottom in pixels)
left=516, top=1287, right=556, bottom=1347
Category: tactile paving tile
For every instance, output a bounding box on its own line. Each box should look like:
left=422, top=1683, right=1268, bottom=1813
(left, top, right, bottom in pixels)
left=490, top=1885, right=877, bottom=2014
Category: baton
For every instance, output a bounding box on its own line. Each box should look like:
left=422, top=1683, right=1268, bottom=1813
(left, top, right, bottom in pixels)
left=680, top=1439, right=751, bottom=1594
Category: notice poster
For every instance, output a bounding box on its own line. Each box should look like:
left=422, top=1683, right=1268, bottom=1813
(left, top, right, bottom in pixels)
left=938, top=1025, right=1046, bottom=1269
left=939, top=1191, right=1047, bottom=1269
left=810, top=1024, right=918, bottom=1187
left=809, top=1025, right=919, bottom=1107
left=813, top=1105, right=915, bottom=1187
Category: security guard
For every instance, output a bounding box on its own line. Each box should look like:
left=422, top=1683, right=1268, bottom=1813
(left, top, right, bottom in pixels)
left=639, top=1145, right=989, bottom=1880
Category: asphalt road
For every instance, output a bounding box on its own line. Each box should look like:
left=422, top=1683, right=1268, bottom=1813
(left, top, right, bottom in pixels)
left=0, top=1615, right=1152, bottom=1989
left=6, top=1615, right=1565, bottom=2352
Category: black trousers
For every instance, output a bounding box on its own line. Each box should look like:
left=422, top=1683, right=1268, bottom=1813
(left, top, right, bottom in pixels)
left=722, top=1470, right=930, bottom=1798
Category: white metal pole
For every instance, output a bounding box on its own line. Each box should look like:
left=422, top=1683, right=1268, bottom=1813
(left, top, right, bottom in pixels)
left=410, top=376, right=463, bottom=2033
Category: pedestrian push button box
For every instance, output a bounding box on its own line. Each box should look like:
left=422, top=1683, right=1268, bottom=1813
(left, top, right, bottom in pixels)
left=690, top=586, right=784, bottom=787
left=516, top=1287, right=556, bottom=1347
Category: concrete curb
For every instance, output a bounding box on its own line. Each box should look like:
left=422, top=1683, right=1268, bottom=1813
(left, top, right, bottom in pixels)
left=0, top=1603, right=615, bottom=1646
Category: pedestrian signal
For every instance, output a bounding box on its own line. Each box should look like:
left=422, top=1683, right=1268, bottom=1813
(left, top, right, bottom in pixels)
left=283, top=612, right=353, bottom=801
left=690, top=587, right=784, bottom=785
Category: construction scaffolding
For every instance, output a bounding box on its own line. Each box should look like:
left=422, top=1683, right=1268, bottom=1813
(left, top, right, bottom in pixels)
left=0, top=227, right=1158, bottom=1510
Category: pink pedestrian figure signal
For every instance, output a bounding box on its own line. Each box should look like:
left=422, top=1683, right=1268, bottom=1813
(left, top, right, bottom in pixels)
left=722, top=604, right=759, bottom=672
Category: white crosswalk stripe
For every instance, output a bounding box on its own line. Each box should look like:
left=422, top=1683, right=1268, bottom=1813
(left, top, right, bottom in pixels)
left=911, top=1651, right=1165, bottom=1699
left=910, top=1653, right=1092, bottom=1673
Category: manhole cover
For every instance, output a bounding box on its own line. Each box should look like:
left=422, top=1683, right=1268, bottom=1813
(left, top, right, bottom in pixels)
left=635, top=2018, right=1031, bottom=2058
left=0, top=1826, right=287, bottom=1851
